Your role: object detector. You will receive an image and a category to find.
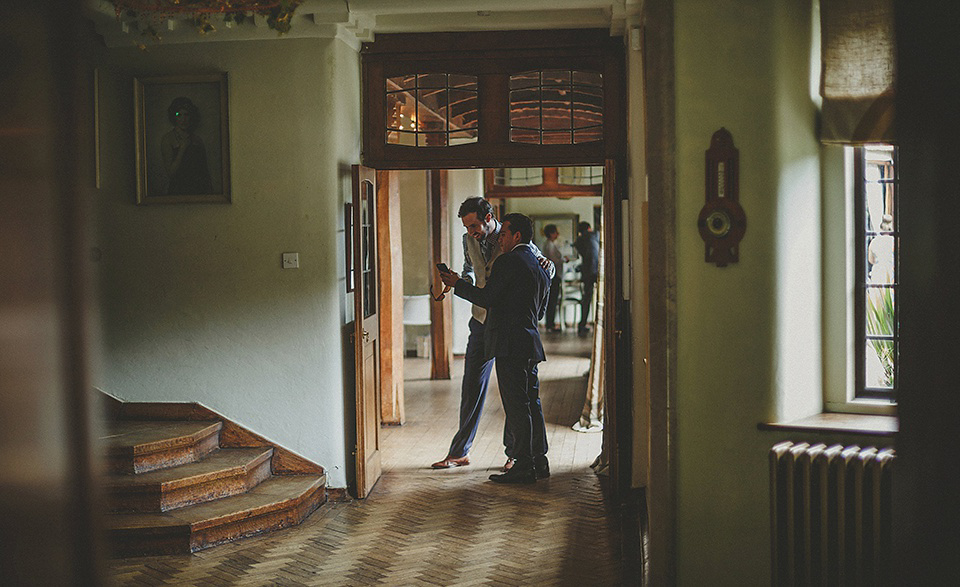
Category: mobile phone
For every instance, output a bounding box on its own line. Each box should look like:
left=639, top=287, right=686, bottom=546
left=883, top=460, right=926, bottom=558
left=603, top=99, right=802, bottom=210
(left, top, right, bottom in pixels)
left=436, top=263, right=450, bottom=273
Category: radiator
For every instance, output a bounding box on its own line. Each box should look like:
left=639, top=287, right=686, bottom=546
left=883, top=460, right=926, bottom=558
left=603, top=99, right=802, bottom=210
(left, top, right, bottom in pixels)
left=769, top=442, right=895, bottom=586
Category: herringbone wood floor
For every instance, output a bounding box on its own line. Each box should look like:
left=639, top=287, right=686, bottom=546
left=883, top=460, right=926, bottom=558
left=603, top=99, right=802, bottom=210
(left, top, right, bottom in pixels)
left=107, top=332, right=623, bottom=586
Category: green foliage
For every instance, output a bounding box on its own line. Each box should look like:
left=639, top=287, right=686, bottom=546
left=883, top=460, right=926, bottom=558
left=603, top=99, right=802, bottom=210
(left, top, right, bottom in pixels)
left=866, top=286, right=896, bottom=387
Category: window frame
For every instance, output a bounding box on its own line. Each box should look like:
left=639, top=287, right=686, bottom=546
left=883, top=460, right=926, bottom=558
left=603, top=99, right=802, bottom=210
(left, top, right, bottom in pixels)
left=822, top=145, right=895, bottom=416
left=853, top=144, right=899, bottom=401
left=360, top=29, right=624, bottom=170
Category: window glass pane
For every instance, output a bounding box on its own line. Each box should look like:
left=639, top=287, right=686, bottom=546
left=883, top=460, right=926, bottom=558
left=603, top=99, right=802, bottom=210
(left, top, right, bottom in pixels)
left=448, top=129, right=478, bottom=145
left=509, top=71, right=539, bottom=90
left=510, top=128, right=540, bottom=144
left=496, top=168, right=543, bottom=186
left=510, top=88, right=540, bottom=128
left=541, top=86, right=573, bottom=129
left=388, top=130, right=417, bottom=146
left=542, top=130, right=572, bottom=145
left=572, top=87, right=603, bottom=128
left=866, top=288, right=894, bottom=336
left=574, top=127, right=603, bottom=144
left=573, top=70, right=602, bottom=86
left=386, top=91, right=416, bottom=131
left=448, top=74, right=478, bottom=90
left=417, top=73, right=447, bottom=88
left=389, top=74, right=417, bottom=90
left=559, top=165, right=604, bottom=185
left=509, top=69, right=603, bottom=144
left=417, top=89, right=448, bottom=125
left=448, top=90, right=478, bottom=129
left=417, top=132, right=447, bottom=147
left=384, top=73, right=478, bottom=147
left=542, top=69, right=570, bottom=85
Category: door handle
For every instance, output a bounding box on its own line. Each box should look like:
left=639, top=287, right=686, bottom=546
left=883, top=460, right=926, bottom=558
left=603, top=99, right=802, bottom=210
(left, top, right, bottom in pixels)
left=362, top=329, right=369, bottom=342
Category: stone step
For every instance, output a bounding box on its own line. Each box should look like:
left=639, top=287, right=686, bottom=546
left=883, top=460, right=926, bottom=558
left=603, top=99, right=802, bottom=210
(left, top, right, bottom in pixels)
left=106, top=474, right=327, bottom=556
left=104, top=420, right=222, bottom=474
left=107, top=447, right=274, bottom=513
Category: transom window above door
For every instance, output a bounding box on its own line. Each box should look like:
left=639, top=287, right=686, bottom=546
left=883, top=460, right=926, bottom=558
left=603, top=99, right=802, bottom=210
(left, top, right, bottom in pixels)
left=386, top=73, right=479, bottom=147
left=362, top=29, right=624, bottom=169
left=509, top=70, right=603, bottom=145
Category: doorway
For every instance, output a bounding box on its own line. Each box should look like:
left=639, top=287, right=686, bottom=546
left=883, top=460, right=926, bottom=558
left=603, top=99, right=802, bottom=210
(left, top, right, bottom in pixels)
left=369, top=165, right=612, bottom=486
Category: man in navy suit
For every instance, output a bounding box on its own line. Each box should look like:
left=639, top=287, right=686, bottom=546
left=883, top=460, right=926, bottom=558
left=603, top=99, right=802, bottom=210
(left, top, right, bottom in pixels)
left=439, top=213, right=551, bottom=484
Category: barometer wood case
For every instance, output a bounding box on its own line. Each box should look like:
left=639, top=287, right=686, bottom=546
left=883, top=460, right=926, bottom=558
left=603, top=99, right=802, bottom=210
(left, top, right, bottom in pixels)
left=698, top=127, right=746, bottom=267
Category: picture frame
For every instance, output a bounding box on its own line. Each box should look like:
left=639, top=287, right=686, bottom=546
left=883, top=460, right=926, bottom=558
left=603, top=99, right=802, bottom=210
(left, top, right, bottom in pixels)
left=530, top=213, right=579, bottom=259
left=134, top=73, right=230, bottom=204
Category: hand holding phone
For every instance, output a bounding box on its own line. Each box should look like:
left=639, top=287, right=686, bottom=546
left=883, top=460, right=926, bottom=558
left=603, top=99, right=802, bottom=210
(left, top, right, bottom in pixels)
left=436, top=263, right=450, bottom=274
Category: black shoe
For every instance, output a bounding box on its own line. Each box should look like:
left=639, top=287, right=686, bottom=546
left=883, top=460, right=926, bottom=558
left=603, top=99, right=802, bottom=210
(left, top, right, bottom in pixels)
left=489, top=466, right=536, bottom=484
left=534, top=456, right=550, bottom=479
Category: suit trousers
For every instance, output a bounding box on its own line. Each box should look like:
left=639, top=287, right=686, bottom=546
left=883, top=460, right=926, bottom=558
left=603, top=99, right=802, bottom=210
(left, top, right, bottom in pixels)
left=545, top=274, right=562, bottom=328
left=579, top=274, right=597, bottom=331
left=447, top=318, right=515, bottom=459
left=495, top=355, right=548, bottom=468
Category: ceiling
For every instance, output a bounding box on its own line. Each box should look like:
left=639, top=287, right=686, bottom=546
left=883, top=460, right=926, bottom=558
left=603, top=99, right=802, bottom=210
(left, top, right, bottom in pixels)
left=85, top=0, right=643, bottom=49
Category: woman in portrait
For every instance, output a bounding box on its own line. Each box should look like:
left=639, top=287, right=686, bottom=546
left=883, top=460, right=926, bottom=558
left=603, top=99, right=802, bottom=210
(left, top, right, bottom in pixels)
left=160, top=96, right=213, bottom=196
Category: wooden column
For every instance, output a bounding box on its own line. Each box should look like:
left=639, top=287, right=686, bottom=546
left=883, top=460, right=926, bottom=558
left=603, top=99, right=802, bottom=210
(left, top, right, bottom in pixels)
left=427, top=168, right=453, bottom=379
left=377, top=170, right=404, bottom=425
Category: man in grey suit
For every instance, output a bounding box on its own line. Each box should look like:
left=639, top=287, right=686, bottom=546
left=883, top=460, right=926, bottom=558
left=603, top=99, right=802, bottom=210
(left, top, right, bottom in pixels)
left=439, top=213, right=551, bottom=484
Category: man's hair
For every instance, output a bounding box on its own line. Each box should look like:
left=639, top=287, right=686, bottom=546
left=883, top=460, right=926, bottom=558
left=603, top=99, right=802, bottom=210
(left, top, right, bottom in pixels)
left=458, top=197, right=494, bottom=220
left=543, top=223, right=558, bottom=237
left=578, top=221, right=591, bottom=234
left=502, top=213, right=534, bottom=243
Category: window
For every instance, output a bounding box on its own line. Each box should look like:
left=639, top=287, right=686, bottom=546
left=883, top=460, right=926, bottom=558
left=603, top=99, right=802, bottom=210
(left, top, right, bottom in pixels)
left=363, top=30, right=623, bottom=168
left=494, top=168, right=543, bottom=187
left=509, top=70, right=603, bottom=145
left=558, top=165, right=604, bottom=186
left=854, top=145, right=898, bottom=400
left=386, top=73, right=479, bottom=147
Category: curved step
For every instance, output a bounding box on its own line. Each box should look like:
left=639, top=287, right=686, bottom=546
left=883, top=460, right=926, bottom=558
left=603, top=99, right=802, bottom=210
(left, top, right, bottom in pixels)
left=107, top=447, right=274, bottom=513
left=104, top=421, right=222, bottom=474
left=107, top=474, right=327, bottom=556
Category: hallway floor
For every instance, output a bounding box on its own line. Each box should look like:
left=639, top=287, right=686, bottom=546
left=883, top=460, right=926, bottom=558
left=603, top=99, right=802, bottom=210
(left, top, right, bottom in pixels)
left=106, top=331, right=623, bottom=586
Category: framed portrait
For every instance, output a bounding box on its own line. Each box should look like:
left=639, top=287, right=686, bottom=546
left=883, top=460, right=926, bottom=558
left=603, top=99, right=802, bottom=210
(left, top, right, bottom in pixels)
left=134, top=73, right=230, bottom=204
left=530, top=213, right=579, bottom=258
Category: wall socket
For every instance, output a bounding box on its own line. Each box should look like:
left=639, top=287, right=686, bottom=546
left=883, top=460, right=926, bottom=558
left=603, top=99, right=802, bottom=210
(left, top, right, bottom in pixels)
left=282, top=252, right=299, bottom=269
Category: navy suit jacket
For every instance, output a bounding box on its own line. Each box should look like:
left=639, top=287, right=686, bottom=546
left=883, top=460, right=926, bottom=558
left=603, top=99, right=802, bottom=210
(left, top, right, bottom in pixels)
left=454, top=244, right=550, bottom=362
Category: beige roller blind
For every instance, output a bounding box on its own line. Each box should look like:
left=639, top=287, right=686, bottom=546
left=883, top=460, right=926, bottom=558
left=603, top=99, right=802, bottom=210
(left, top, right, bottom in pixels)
left=820, top=0, right=895, bottom=143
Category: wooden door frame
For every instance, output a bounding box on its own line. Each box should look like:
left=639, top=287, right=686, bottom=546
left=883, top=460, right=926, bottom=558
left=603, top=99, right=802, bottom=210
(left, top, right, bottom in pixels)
left=352, top=165, right=383, bottom=499
left=370, top=161, right=632, bottom=496
left=357, top=26, right=635, bottom=507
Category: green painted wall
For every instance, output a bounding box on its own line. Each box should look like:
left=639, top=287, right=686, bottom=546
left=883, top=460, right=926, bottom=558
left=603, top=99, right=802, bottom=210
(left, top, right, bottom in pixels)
left=673, top=0, right=821, bottom=582
left=93, top=37, right=360, bottom=488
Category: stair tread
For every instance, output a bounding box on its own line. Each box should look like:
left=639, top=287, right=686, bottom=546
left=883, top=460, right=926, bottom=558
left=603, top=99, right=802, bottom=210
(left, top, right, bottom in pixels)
left=104, top=421, right=222, bottom=455
left=107, top=475, right=324, bottom=531
left=107, top=447, right=273, bottom=490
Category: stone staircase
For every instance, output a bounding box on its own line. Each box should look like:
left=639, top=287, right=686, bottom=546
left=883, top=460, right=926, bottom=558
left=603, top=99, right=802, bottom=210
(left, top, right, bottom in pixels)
left=102, top=399, right=327, bottom=557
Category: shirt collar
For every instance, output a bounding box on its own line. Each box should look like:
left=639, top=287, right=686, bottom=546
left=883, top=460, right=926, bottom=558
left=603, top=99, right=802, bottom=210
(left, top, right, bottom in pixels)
left=482, top=219, right=501, bottom=249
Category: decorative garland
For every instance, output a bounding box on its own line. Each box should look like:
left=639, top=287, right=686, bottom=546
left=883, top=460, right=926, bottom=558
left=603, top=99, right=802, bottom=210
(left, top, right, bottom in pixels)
left=110, top=0, right=303, bottom=41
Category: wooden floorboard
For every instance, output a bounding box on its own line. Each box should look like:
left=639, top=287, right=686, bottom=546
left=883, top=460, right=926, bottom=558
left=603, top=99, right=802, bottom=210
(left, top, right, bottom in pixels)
left=106, top=332, right=622, bottom=586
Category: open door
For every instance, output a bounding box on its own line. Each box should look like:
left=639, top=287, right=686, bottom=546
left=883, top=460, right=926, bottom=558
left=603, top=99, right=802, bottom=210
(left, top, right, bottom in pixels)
left=352, top=165, right=382, bottom=498
left=602, top=158, right=633, bottom=497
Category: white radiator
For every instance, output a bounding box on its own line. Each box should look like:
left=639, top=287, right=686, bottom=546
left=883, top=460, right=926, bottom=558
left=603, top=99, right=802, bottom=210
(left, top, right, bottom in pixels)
left=769, top=441, right=895, bottom=586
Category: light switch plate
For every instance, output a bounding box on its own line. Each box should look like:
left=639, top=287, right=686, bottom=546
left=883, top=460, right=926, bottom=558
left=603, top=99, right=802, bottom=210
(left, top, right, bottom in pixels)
left=282, top=252, right=299, bottom=269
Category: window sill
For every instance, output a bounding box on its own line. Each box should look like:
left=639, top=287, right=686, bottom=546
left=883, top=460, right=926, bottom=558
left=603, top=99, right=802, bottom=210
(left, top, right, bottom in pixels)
left=758, top=413, right=897, bottom=437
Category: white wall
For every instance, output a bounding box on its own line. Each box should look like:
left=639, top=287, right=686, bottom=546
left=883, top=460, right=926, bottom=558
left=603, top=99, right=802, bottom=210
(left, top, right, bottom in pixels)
left=93, top=37, right=360, bottom=488
left=673, top=0, right=821, bottom=582
left=448, top=170, right=485, bottom=353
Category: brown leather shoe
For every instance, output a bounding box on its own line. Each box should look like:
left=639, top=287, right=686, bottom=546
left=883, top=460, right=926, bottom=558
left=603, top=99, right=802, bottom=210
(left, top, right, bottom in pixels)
left=502, top=458, right=516, bottom=472
left=431, top=455, right=470, bottom=469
